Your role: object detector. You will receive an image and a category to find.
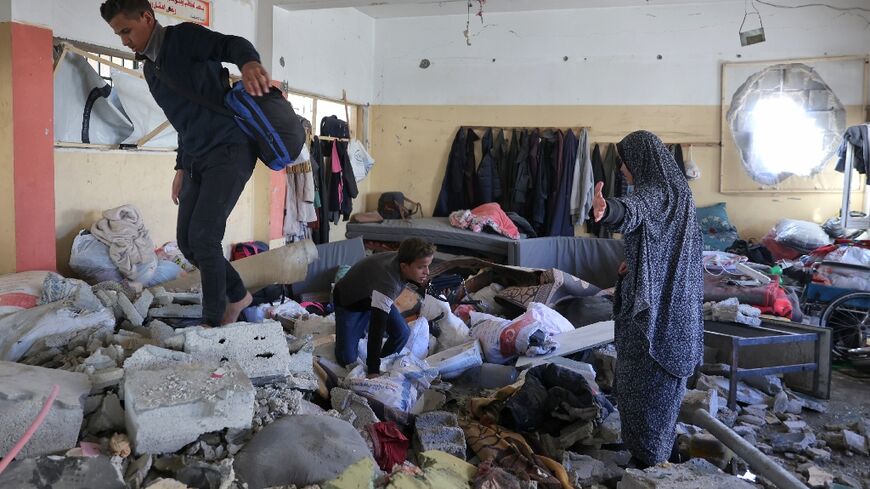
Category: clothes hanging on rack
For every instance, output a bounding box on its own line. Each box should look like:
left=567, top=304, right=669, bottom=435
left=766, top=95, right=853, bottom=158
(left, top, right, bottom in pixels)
left=475, top=128, right=503, bottom=206
left=435, top=128, right=471, bottom=216
left=283, top=147, right=317, bottom=243
left=548, top=129, right=577, bottom=237
left=570, top=128, right=593, bottom=228
left=500, top=130, right=518, bottom=211
left=310, top=135, right=330, bottom=244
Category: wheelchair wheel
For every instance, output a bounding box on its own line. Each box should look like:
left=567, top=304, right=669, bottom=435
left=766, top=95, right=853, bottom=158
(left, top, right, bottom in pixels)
left=820, top=291, right=870, bottom=359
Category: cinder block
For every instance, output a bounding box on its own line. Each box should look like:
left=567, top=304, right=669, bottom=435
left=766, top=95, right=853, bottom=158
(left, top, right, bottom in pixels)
left=0, top=362, right=91, bottom=457
left=124, top=361, right=254, bottom=454
left=149, top=304, right=203, bottom=319
left=414, top=411, right=466, bottom=460
left=184, top=321, right=292, bottom=384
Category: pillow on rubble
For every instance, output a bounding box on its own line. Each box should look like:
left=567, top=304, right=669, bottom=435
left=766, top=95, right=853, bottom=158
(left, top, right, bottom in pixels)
left=696, top=203, right=740, bottom=252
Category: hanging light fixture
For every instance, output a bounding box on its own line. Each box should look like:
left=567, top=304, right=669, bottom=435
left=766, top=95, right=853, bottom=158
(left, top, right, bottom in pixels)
left=739, top=0, right=766, bottom=46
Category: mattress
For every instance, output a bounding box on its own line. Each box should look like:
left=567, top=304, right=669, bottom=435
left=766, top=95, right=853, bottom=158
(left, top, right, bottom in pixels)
left=345, top=217, right=518, bottom=257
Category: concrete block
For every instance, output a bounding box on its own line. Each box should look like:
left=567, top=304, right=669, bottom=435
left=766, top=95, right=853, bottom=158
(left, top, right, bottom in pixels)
left=617, top=458, right=756, bottom=489
left=415, top=411, right=466, bottom=460
left=184, top=321, right=292, bottom=384
left=331, top=387, right=380, bottom=430
left=770, top=431, right=816, bottom=453
left=562, top=452, right=607, bottom=487
left=124, top=345, right=194, bottom=371
left=743, top=374, right=783, bottom=396
left=149, top=304, right=203, bottom=319
left=149, top=286, right=174, bottom=306
left=118, top=292, right=145, bottom=327
left=86, top=392, right=126, bottom=435
left=167, top=291, right=202, bottom=304
left=124, top=361, right=254, bottom=454
left=90, top=367, right=125, bottom=393
left=0, top=361, right=91, bottom=458
left=842, top=429, right=868, bottom=455
left=286, top=336, right=317, bottom=391
left=133, top=289, right=154, bottom=319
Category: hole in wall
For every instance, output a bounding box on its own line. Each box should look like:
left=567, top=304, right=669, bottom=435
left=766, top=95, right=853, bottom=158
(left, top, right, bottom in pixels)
left=279, top=56, right=285, bottom=67
left=419, top=59, right=431, bottom=69
left=256, top=352, right=275, bottom=359
left=218, top=338, right=226, bottom=344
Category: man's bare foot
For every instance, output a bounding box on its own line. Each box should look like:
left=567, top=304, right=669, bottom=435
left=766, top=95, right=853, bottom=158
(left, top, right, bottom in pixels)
left=221, top=292, right=253, bottom=325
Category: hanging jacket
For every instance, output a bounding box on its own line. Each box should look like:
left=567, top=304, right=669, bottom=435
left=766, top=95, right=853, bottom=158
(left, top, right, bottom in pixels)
left=501, top=130, right=519, bottom=210
left=475, top=128, right=503, bottom=205
left=544, top=130, right=564, bottom=234
left=311, top=136, right=330, bottom=244
left=548, top=129, right=577, bottom=237
left=463, top=129, right=480, bottom=210
left=337, top=140, right=358, bottom=220
left=435, top=128, right=470, bottom=217
left=511, top=130, right=531, bottom=216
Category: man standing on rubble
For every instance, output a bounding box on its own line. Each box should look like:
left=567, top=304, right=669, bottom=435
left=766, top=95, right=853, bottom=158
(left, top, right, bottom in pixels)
left=100, top=0, right=272, bottom=327
left=333, top=238, right=436, bottom=377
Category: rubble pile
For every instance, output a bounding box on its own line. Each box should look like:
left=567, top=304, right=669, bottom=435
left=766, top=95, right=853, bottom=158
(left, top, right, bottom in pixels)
left=0, top=261, right=866, bottom=489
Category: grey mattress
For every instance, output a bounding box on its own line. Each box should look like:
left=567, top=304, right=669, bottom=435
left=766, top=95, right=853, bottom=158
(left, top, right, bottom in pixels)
left=345, top=217, right=518, bottom=256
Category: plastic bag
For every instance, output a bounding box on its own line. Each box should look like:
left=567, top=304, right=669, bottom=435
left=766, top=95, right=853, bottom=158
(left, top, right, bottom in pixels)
left=344, top=354, right=437, bottom=412
left=702, top=251, right=747, bottom=274
left=0, top=271, right=49, bottom=318
left=471, top=303, right=572, bottom=364
left=773, top=219, right=832, bottom=253
left=405, top=317, right=430, bottom=359
left=420, top=295, right=471, bottom=351
left=348, top=139, right=375, bottom=182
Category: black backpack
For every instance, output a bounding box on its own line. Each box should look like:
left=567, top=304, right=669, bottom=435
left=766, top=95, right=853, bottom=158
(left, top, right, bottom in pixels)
left=320, top=115, right=349, bottom=138
left=378, top=192, right=422, bottom=220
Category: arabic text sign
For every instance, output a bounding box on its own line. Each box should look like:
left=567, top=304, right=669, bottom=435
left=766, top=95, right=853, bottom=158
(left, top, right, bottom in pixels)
left=151, top=0, right=211, bottom=26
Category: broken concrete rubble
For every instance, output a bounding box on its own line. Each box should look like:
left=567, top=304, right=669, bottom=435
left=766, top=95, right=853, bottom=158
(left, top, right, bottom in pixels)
left=332, top=387, right=380, bottom=430
left=149, top=303, right=203, bottom=319
left=184, top=320, right=293, bottom=384
left=86, top=392, right=126, bottom=434
left=414, top=411, right=467, bottom=460
left=617, top=458, right=756, bottom=489
left=124, top=360, right=254, bottom=454
left=123, top=345, right=194, bottom=371
left=0, top=361, right=91, bottom=458
left=0, top=454, right=126, bottom=489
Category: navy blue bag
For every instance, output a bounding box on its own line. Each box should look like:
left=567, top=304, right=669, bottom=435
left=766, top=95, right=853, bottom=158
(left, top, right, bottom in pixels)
left=155, top=69, right=305, bottom=171
left=224, top=82, right=306, bottom=171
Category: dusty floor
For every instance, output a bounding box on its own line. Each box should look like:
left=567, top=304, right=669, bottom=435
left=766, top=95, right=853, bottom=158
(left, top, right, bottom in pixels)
left=801, top=366, right=870, bottom=486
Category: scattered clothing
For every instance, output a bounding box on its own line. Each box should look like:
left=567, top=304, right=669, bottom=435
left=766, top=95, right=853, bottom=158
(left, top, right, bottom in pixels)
left=90, top=205, right=158, bottom=284
left=449, top=203, right=520, bottom=239
left=704, top=298, right=762, bottom=326
left=367, top=422, right=409, bottom=471
left=835, top=124, right=870, bottom=184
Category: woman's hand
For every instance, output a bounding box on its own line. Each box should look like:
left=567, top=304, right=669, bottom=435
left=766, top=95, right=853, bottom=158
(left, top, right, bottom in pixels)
left=592, top=181, right=607, bottom=222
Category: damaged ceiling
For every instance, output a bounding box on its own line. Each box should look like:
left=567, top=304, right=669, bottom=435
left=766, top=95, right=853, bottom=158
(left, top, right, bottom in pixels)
left=274, top=0, right=740, bottom=18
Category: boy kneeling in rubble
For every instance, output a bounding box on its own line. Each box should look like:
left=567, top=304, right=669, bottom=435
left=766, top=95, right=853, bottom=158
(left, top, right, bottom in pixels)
left=333, top=238, right=435, bottom=378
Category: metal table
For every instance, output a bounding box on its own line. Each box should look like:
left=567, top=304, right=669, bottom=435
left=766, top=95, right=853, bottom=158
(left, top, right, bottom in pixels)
left=704, top=321, right=822, bottom=410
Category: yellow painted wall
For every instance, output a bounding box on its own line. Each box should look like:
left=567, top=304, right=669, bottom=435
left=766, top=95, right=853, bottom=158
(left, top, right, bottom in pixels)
left=0, top=23, right=15, bottom=275
left=54, top=149, right=270, bottom=277
left=369, top=105, right=861, bottom=240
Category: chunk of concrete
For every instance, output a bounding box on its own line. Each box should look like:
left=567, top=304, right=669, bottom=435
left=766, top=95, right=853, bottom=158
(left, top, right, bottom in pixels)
left=87, top=392, right=126, bottom=434
left=286, top=335, right=317, bottom=391
left=235, top=415, right=372, bottom=488
left=842, top=429, right=868, bottom=455
left=133, top=289, right=154, bottom=319
left=562, top=452, right=607, bottom=487
left=149, top=304, right=203, bottom=319
left=331, top=387, right=380, bottom=430
left=123, top=345, right=194, bottom=371
left=801, top=464, right=834, bottom=488
left=0, top=361, right=91, bottom=458
left=124, top=361, right=254, bottom=454
left=184, top=321, right=292, bottom=384
left=90, top=367, right=125, bottom=393
left=0, top=455, right=125, bottom=489
left=617, top=458, right=756, bottom=489
left=770, top=431, right=816, bottom=453
left=743, top=374, right=783, bottom=395
left=415, top=411, right=466, bottom=460
left=118, top=292, right=145, bottom=327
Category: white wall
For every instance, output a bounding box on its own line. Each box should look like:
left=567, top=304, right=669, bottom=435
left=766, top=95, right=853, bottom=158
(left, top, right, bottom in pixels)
left=12, top=0, right=257, bottom=52
left=272, top=6, right=375, bottom=103
left=0, top=0, right=11, bottom=23
left=373, top=0, right=870, bottom=105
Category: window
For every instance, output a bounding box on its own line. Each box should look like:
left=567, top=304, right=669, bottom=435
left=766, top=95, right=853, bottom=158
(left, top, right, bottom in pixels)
left=54, top=39, right=140, bottom=86
left=726, top=63, right=846, bottom=185
left=280, top=84, right=361, bottom=138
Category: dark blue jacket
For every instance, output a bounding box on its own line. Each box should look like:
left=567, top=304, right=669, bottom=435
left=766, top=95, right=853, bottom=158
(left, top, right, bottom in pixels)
left=141, top=23, right=260, bottom=169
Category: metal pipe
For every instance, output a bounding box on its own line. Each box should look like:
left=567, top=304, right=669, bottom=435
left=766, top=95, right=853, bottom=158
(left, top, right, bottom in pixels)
left=689, top=408, right=809, bottom=489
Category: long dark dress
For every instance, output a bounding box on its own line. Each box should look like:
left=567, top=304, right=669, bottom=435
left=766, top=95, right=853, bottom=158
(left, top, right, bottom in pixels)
left=600, top=130, right=704, bottom=465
